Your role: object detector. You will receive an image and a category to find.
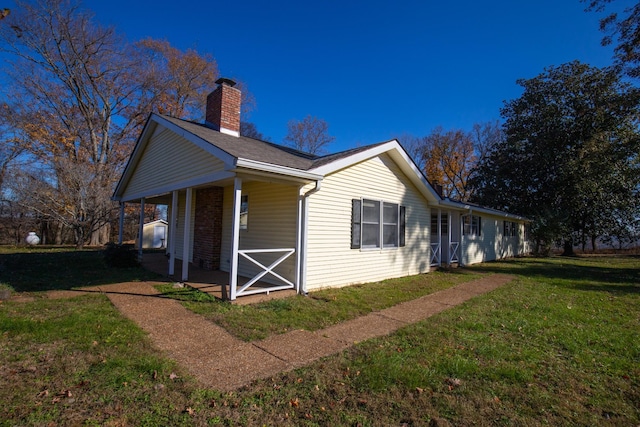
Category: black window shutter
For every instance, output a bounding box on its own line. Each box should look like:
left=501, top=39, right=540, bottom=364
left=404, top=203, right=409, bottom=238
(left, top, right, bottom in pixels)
left=351, top=199, right=361, bottom=249
left=478, top=216, right=482, bottom=236
left=399, top=205, right=406, bottom=247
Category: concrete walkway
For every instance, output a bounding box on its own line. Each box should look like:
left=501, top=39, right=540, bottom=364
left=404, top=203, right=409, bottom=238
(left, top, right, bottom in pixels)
left=94, top=274, right=514, bottom=391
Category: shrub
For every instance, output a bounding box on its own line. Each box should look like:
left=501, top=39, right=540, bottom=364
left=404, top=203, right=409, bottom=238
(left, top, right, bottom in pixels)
left=103, top=243, right=139, bottom=268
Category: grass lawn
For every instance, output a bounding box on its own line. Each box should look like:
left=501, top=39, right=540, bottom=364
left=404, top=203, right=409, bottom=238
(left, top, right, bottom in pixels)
left=155, top=268, right=484, bottom=341
left=0, top=248, right=638, bottom=426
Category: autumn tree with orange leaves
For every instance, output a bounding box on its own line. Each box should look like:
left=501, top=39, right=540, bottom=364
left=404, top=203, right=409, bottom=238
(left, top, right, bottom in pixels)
left=405, top=121, right=502, bottom=201
left=0, top=0, right=233, bottom=247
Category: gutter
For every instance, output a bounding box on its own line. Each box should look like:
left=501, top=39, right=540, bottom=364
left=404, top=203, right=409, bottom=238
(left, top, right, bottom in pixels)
left=235, top=158, right=323, bottom=181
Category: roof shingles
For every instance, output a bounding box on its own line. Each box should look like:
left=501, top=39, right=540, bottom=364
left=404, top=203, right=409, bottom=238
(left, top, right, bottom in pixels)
left=159, top=115, right=390, bottom=172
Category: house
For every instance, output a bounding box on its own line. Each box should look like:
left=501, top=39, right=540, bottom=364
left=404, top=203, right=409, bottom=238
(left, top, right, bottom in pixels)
left=113, top=78, right=530, bottom=300
left=136, top=219, right=168, bottom=249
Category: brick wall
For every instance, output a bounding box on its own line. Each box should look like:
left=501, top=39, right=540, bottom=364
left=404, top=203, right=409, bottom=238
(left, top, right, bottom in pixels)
left=193, top=187, right=223, bottom=270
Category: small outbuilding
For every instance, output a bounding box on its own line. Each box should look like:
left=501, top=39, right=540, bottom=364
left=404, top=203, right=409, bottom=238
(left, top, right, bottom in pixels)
left=137, top=219, right=168, bottom=249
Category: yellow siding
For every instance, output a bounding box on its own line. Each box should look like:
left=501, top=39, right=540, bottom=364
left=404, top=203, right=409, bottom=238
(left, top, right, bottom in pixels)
left=220, top=181, right=299, bottom=285
left=463, top=217, right=497, bottom=265
left=463, top=216, right=529, bottom=265
left=123, top=128, right=226, bottom=199
left=305, top=154, right=431, bottom=290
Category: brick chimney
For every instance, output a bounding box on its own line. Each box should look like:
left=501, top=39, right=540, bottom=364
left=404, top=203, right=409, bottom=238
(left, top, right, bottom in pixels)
left=206, top=77, right=241, bottom=137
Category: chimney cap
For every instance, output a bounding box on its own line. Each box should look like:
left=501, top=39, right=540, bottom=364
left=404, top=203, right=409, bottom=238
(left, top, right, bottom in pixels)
left=215, top=77, right=237, bottom=87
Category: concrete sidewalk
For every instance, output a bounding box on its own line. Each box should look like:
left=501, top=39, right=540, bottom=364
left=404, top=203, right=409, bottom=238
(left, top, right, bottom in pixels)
left=96, top=274, right=514, bottom=391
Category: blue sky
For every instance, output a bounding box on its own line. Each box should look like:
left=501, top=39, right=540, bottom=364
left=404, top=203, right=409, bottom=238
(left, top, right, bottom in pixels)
left=7, top=0, right=631, bottom=152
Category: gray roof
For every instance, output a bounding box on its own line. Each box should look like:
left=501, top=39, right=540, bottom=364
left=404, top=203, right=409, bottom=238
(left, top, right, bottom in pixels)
left=159, top=115, right=389, bottom=172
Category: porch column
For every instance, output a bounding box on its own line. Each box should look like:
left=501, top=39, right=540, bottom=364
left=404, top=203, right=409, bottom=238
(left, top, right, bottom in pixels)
left=118, top=202, right=125, bottom=245
left=459, top=213, right=464, bottom=266
left=437, top=208, right=442, bottom=266
left=448, top=211, right=452, bottom=265
left=168, top=190, right=178, bottom=276
left=181, top=188, right=193, bottom=281
left=229, top=177, right=242, bottom=301
left=138, top=198, right=145, bottom=261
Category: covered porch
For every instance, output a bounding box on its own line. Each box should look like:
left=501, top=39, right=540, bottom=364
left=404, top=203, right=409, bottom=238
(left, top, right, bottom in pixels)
left=429, top=208, right=461, bottom=267
left=140, top=252, right=297, bottom=305
left=118, top=170, right=322, bottom=302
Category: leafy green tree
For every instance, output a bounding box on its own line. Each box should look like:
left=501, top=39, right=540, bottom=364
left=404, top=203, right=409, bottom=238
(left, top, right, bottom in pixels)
left=471, top=61, right=640, bottom=255
left=584, top=0, right=640, bottom=78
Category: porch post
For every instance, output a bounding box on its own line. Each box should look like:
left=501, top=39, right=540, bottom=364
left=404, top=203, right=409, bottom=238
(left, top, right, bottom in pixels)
left=229, top=177, right=242, bottom=301
left=181, top=188, right=192, bottom=281
left=437, top=208, right=442, bottom=266
left=118, top=202, right=125, bottom=245
left=138, top=198, right=145, bottom=261
left=168, top=190, right=178, bottom=276
left=448, top=211, right=452, bottom=265
left=459, top=213, right=463, bottom=266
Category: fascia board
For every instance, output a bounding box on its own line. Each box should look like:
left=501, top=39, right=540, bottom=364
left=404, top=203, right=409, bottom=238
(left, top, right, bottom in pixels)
left=112, top=114, right=238, bottom=200
left=153, top=115, right=236, bottom=167
left=309, top=141, right=398, bottom=175
left=310, top=140, right=441, bottom=202
left=235, top=158, right=323, bottom=181
left=439, top=199, right=530, bottom=221
left=113, top=116, right=157, bottom=199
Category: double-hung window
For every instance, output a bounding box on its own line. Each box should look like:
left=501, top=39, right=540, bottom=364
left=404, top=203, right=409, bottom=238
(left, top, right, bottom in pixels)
left=503, top=220, right=517, bottom=237
left=463, top=214, right=482, bottom=236
left=352, top=199, right=405, bottom=249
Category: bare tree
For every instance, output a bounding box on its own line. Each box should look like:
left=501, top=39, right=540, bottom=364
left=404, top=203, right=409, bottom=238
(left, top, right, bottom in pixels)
left=284, top=115, right=335, bottom=155
left=0, top=0, right=225, bottom=247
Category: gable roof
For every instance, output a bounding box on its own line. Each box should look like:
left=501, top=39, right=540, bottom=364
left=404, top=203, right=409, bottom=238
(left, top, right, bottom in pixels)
left=114, top=113, right=443, bottom=202
left=159, top=115, right=319, bottom=171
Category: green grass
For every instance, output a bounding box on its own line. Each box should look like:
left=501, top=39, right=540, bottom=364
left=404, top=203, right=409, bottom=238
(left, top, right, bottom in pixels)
left=156, top=268, right=483, bottom=341
left=1, top=250, right=638, bottom=426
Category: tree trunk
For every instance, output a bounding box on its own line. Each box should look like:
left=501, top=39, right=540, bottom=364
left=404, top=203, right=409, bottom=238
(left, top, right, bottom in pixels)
left=562, top=239, right=575, bottom=256
left=591, top=234, right=597, bottom=252
left=89, top=223, right=110, bottom=246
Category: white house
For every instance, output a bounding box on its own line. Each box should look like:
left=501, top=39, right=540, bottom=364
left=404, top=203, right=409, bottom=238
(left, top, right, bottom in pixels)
left=113, top=78, right=530, bottom=300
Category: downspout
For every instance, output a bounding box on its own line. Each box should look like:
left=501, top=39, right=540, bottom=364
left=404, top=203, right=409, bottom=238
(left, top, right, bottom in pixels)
left=299, top=180, right=322, bottom=295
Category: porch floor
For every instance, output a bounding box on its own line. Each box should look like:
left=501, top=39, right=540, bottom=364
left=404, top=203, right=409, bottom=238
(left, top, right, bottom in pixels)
left=140, top=252, right=296, bottom=305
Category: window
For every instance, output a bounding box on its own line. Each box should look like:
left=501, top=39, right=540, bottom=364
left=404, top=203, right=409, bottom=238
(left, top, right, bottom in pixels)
left=239, top=195, right=248, bottom=230
left=352, top=199, right=406, bottom=249
left=463, top=215, right=482, bottom=236
left=431, top=213, right=448, bottom=235
left=503, top=220, right=518, bottom=237
left=362, top=199, right=380, bottom=248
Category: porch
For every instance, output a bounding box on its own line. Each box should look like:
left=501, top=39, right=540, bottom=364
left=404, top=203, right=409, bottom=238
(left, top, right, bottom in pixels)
left=429, top=209, right=461, bottom=267
left=141, top=252, right=297, bottom=305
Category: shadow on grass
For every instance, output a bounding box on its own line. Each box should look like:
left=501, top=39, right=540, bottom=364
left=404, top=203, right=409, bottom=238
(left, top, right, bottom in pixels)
left=470, top=255, right=640, bottom=295
left=0, top=249, right=163, bottom=293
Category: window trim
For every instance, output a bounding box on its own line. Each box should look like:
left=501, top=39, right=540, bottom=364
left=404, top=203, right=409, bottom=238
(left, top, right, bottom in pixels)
left=462, top=214, right=482, bottom=236
left=351, top=198, right=406, bottom=250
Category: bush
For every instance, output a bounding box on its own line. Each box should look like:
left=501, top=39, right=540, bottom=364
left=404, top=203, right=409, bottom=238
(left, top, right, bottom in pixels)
left=103, top=243, right=139, bottom=268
